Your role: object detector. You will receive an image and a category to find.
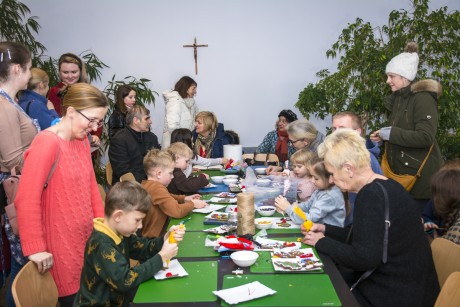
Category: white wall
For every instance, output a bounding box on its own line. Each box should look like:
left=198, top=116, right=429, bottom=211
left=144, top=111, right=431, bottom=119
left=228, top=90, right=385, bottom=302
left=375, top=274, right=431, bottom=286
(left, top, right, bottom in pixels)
left=23, top=0, right=459, bottom=146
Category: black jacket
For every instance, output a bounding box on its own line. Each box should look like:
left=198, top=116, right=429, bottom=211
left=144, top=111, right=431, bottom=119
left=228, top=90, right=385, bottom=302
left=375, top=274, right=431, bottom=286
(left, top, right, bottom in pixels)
left=109, top=126, right=160, bottom=184
left=108, top=108, right=126, bottom=138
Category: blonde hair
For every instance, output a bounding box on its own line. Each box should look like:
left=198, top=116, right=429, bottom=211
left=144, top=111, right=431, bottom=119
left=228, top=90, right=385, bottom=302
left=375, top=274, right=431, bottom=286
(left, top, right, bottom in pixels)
left=290, top=148, right=315, bottom=167
left=61, top=83, right=108, bottom=115
left=287, top=119, right=318, bottom=143
left=27, top=68, right=49, bottom=90
left=318, top=128, right=370, bottom=170
left=167, top=142, right=193, bottom=160
left=195, top=111, right=217, bottom=132
left=143, top=149, right=174, bottom=175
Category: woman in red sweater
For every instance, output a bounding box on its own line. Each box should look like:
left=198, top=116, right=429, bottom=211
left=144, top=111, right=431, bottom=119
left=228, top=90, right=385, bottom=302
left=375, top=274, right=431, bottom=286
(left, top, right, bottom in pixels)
left=15, top=83, right=108, bottom=306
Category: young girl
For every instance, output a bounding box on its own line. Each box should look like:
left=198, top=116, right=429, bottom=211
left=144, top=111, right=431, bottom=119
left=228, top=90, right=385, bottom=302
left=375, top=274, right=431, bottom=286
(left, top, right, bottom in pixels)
left=430, top=168, right=460, bottom=244
left=275, top=153, right=345, bottom=227
left=289, top=149, right=317, bottom=202
left=18, top=67, right=59, bottom=130
left=170, top=128, right=228, bottom=177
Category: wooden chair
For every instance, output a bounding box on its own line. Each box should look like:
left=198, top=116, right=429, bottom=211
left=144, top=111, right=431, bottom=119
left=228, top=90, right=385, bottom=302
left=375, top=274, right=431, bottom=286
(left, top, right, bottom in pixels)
left=120, top=172, right=136, bottom=182
left=12, top=261, right=58, bottom=307
left=435, top=272, right=460, bottom=307
left=431, top=237, right=460, bottom=287
left=242, top=153, right=280, bottom=166
left=98, top=183, right=106, bottom=205
left=106, top=162, right=113, bottom=186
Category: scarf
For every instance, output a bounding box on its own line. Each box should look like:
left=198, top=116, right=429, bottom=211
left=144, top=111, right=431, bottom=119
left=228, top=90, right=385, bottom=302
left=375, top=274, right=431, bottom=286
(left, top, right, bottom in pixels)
left=275, top=129, right=289, bottom=162
left=195, top=129, right=216, bottom=158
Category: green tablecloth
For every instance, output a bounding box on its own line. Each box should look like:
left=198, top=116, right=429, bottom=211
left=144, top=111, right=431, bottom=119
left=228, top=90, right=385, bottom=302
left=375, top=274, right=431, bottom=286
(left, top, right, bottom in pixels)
left=133, top=261, right=218, bottom=303
left=221, top=274, right=341, bottom=306
left=177, top=232, right=220, bottom=258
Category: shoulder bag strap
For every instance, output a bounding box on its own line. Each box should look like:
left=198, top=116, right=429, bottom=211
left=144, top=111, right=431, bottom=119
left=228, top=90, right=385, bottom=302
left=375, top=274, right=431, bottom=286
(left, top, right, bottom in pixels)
left=415, top=144, right=434, bottom=177
left=44, top=134, right=61, bottom=189
left=350, top=181, right=390, bottom=291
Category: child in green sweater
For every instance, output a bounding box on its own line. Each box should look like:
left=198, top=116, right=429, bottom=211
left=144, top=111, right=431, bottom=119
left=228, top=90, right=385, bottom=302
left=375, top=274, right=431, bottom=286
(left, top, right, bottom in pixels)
left=73, top=181, right=185, bottom=306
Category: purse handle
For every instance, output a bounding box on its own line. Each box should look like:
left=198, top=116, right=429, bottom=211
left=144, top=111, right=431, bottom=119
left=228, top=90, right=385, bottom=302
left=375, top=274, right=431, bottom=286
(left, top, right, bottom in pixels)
left=384, top=143, right=434, bottom=177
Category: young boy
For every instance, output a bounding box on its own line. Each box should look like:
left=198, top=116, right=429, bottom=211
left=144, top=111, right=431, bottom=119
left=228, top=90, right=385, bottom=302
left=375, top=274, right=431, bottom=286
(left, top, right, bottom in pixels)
left=141, top=149, right=208, bottom=237
left=73, top=181, right=185, bottom=307
left=166, top=142, right=210, bottom=195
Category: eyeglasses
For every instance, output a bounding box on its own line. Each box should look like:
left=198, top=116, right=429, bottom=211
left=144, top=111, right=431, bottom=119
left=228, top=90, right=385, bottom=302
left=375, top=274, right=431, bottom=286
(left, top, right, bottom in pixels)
left=75, top=109, right=103, bottom=128
left=288, top=139, right=302, bottom=145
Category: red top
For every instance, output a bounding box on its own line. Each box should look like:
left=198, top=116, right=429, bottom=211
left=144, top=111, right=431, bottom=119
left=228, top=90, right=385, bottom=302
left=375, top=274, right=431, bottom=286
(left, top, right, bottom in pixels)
left=48, top=82, right=65, bottom=116
left=15, top=131, right=104, bottom=296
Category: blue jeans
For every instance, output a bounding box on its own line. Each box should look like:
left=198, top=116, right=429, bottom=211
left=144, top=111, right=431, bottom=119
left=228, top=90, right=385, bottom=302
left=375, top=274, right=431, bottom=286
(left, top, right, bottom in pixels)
left=7, top=257, right=25, bottom=307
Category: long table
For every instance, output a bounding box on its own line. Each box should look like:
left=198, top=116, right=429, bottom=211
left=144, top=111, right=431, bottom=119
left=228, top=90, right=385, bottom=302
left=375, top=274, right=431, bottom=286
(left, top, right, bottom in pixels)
left=132, top=173, right=359, bottom=307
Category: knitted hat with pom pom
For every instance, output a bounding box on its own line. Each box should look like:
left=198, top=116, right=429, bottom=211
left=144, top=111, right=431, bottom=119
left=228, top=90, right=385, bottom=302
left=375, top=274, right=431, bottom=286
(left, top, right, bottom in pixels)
left=385, top=42, right=419, bottom=81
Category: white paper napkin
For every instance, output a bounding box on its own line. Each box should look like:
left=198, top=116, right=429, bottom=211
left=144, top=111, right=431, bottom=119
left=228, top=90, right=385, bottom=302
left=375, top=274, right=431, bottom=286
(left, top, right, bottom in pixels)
left=213, top=281, right=276, bottom=304
left=154, top=259, right=188, bottom=280
left=193, top=204, right=226, bottom=213
left=209, top=197, right=238, bottom=203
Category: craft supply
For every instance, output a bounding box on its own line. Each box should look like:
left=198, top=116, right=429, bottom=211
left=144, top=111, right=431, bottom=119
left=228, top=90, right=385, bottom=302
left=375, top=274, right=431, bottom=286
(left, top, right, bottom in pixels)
left=293, top=206, right=313, bottom=231
left=166, top=224, right=185, bottom=267
left=237, top=192, right=255, bottom=235
left=224, top=145, right=243, bottom=166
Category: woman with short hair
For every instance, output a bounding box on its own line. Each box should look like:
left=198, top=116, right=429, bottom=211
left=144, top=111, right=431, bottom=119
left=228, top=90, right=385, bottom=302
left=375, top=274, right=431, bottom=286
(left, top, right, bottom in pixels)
left=304, top=129, right=439, bottom=306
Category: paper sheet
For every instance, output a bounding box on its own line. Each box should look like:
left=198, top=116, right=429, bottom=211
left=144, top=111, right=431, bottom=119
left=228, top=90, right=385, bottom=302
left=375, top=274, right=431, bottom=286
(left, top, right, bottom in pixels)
left=154, top=259, right=188, bottom=280
left=213, top=281, right=276, bottom=304
left=193, top=204, right=226, bottom=213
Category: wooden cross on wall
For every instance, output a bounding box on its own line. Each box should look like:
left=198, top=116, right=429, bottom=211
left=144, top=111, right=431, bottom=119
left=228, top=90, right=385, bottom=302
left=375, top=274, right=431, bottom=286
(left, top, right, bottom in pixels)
left=183, top=37, right=208, bottom=75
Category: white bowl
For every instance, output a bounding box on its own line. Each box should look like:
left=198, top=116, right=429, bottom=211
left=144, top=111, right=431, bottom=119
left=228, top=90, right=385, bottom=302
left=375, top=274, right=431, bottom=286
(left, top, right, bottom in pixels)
left=230, top=251, right=259, bottom=267
left=224, top=175, right=238, bottom=179
left=223, top=178, right=238, bottom=186
left=256, top=205, right=276, bottom=217
left=256, top=178, right=271, bottom=187
left=255, top=218, right=273, bottom=230
left=211, top=176, right=224, bottom=184
left=254, top=167, right=267, bottom=175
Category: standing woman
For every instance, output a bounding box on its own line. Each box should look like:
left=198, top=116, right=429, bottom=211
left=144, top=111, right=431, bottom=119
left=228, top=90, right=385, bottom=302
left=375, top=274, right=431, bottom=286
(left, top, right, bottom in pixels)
left=0, top=41, right=38, bottom=307
left=162, top=76, right=198, bottom=148
left=15, top=83, right=107, bottom=306
left=370, top=42, right=443, bottom=212
left=48, top=53, right=88, bottom=116
left=18, top=67, right=59, bottom=129
left=192, top=111, right=229, bottom=159
left=108, top=84, right=136, bottom=138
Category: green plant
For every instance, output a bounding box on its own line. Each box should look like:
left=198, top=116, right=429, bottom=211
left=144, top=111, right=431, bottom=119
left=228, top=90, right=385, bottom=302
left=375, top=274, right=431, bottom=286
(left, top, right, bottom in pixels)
left=296, top=0, right=460, bottom=158
left=1, top=0, right=158, bottom=185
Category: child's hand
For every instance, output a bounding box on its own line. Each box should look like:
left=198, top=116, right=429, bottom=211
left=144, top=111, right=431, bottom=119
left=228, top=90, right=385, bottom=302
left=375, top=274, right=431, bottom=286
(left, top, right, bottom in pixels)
left=274, top=195, right=290, bottom=212
left=201, top=173, right=210, bottom=179
left=185, top=194, right=201, bottom=201
left=424, top=222, right=439, bottom=232
left=192, top=199, right=208, bottom=209
left=221, top=157, right=229, bottom=165
left=165, top=225, right=186, bottom=243
left=266, top=165, right=282, bottom=174
left=301, top=223, right=325, bottom=235
left=159, top=240, right=178, bottom=262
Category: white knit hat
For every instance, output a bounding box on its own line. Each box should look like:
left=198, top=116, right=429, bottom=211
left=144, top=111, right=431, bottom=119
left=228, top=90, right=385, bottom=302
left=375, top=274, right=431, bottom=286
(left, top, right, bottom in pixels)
left=385, top=42, right=419, bottom=81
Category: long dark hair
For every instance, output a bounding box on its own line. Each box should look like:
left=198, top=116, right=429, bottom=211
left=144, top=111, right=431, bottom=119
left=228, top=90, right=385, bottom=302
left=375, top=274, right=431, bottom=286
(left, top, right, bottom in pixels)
left=174, top=76, right=197, bottom=99
left=115, top=84, right=135, bottom=114
left=0, top=41, right=31, bottom=83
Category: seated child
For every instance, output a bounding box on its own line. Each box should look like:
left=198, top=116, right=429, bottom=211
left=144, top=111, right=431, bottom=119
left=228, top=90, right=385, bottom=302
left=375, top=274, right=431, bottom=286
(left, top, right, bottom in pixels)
left=274, top=154, right=345, bottom=227
left=171, top=128, right=228, bottom=177
left=425, top=162, right=460, bottom=244
left=290, top=149, right=317, bottom=202
left=166, top=142, right=210, bottom=195
left=74, top=181, right=185, bottom=306
left=141, top=149, right=208, bottom=237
